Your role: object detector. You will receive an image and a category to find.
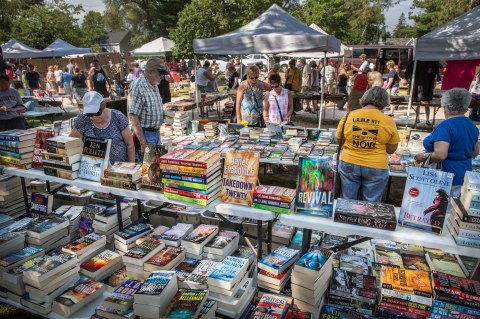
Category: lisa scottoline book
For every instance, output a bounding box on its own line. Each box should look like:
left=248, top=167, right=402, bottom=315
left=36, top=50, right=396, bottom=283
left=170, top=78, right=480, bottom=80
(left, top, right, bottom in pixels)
left=295, top=157, right=335, bottom=217
left=398, top=167, right=453, bottom=234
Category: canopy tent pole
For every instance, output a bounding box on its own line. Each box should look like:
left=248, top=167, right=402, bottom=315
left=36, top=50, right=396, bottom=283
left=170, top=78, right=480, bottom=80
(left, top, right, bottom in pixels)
left=194, top=54, right=199, bottom=118
left=406, top=59, right=417, bottom=128
left=318, top=51, right=327, bottom=129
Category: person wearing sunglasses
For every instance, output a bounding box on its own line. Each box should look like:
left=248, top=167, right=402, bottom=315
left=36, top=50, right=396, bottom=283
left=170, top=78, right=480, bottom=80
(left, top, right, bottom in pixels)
left=235, top=65, right=270, bottom=126
left=70, top=91, right=135, bottom=163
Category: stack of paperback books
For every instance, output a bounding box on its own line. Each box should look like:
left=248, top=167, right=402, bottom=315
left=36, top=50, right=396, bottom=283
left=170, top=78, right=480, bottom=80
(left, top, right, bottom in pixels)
left=133, top=270, right=178, bottom=318
left=62, top=232, right=107, bottom=263
left=144, top=246, right=186, bottom=277
left=447, top=198, right=480, bottom=248
left=32, top=127, right=59, bottom=170
left=25, top=217, right=70, bottom=253
left=0, top=232, right=26, bottom=258
left=181, top=224, right=218, bottom=259
left=97, top=279, right=142, bottom=318
left=379, top=266, right=433, bottom=318
left=258, top=246, right=299, bottom=292
left=160, top=123, right=174, bottom=139
left=93, top=202, right=133, bottom=244
left=429, top=271, right=480, bottom=319
left=21, top=250, right=79, bottom=314
left=163, top=289, right=209, bottom=318
left=52, top=277, right=105, bottom=317
left=183, top=259, right=219, bottom=289
left=271, top=222, right=295, bottom=250
left=207, top=256, right=249, bottom=298
left=101, top=162, right=143, bottom=190
left=0, top=129, right=36, bottom=169
left=0, top=255, right=43, bottom=299
left=251, top=293, right=292, bottom=319
left=113, top=223, right=153, bottom=254
left=53, top=205, right=83, bottom=240
left=160, top=223, right=194, bottom=247
left=0, top=175, right=26, bottom=218
left=252, top=185, right=295, bottom=214
left=204, top=121, right=218, bottom=138
left=122, top=237, right=164, bottom=278
left=173, top=111, right=190, bottom=136
left=160, top=149, right=221, bottom=206
left=291, top=247, right=333, bottom=317
left=202, top=230, right=239, bottom=261
left=80, top=249, right=122, bottom=281
left=42, top=136, right=83, bottom=179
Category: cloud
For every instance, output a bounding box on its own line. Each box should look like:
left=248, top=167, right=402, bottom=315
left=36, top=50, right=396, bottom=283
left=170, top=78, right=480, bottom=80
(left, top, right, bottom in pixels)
left=65, top=0, right=105, bottom=21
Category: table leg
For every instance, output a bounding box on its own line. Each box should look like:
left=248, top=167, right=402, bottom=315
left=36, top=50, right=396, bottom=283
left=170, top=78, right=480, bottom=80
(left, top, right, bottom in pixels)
left=46, top=180, right=51, bottom=193
left=116, top=196, right=124, bottom=231
left=257, top=220, right=263, bottom=260
left=414, top=105, right=419, bottom=129
left=301, top=229, right=312, bottom=255
left=267, top=220, right=272, bottom=254
left=21, top=177, right=30, bottom=217
left=137, top=199, right=145, bottom=222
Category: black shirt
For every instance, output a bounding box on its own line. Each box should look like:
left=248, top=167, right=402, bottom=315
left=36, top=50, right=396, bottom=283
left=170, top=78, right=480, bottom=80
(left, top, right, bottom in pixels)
left=71, top=74, right=87, bottom=88
left=227, top=71, right=239, bottom=89
left=25, top=71, right=40, bottom=88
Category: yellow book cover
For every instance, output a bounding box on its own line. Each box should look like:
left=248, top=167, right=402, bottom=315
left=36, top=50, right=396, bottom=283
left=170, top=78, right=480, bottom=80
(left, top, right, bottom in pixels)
left=220, top=150, right=259, bottom=206
left=381, top=265, right=432, bottom=297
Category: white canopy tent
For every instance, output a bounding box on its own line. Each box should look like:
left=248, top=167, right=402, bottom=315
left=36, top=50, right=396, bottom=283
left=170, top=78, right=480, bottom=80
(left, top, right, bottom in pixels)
left=308, top=24, right=353, bottom=58
left=132, top=37, right=175, bottom=57
left=43, top=38, right=92, bottom=57
left=1, top=38, right=45, bottom=59
left=193, top=4, right=341, bottom=127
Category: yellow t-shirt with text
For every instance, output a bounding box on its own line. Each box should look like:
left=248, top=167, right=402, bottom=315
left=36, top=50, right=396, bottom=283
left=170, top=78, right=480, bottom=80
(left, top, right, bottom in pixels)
left=335, top=109, right=400, bottom=169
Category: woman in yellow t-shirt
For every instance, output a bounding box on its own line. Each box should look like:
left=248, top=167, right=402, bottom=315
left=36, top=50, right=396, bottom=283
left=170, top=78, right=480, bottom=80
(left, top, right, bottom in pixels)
left=335, top=87, right=400, bottom=202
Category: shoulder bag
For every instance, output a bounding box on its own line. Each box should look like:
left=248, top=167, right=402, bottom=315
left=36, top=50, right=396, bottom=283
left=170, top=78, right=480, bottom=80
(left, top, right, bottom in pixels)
left=334, top=111, right=351, bottom=197
left=274, top=93, right=294, bottom=126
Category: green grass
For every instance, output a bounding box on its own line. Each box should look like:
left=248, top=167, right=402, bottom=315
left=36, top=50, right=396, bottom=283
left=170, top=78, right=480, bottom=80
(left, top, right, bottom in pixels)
left=0, top=302, right=44, bottom=319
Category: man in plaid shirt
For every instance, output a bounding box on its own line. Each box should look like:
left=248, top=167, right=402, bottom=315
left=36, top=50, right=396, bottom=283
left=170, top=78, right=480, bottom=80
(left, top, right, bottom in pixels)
left=128, top=58, right=168, bottom=162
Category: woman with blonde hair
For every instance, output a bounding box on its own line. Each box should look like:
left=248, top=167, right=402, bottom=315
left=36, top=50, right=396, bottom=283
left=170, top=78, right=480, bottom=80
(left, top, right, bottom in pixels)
left=236, top=65, right=270, bottom=126
left=368, top=71, right=383, bottom=88
left=54, top=65, right=63, bottom=93
left=46, top=65, right=57, bottom=92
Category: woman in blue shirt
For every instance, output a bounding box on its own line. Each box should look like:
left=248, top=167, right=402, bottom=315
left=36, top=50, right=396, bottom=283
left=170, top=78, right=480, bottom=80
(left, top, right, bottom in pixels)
left=414, top=88, right=479, bottom=196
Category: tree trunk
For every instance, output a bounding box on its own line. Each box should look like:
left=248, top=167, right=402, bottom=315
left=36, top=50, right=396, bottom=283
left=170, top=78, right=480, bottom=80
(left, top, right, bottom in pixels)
left=144, top=0, right=154, bottom=32
left=471, top=0, right=480, bottom=8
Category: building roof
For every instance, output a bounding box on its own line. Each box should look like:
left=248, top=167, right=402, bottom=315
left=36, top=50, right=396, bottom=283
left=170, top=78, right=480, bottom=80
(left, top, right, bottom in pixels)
left=97, top=31, right=130, bottom=45
left=382, top=38, right=414, bottom=46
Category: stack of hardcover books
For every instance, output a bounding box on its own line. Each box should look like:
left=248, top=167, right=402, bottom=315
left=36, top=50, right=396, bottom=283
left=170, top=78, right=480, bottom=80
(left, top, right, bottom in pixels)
left=291, top=247, right=333, bottom=318
left=52, top=277, right=105, bottom=317
left=122, top=237, right=164, bottom=278
left=25, top=217, right=70, bottom=253
left=93, top=202, right=133, bottom=245
left=173, top=111, right=190, bottom=137
left=160, top=149, right=221, bottom=206
left=97, top=279, right=142, bottom=319
left=447, top=198, right=480, bottom=248
left=53, top=205, right=83, bottom=240
left=113, top=223, right=153, bottom=254
left=204, top=121, right=218, bottom=138
left=144, top=246, right=186, bottom=277
left=42, top=136, right=83, bottom=179
left=160, top=223, right=194, bottom=247
left=258, top=246, right=299, bottom=292
left=62, top=232, right=107, bottom=263
left=252, top=185, right=295, bottom=214
left=133, top=270, right=178, bottom=318
left=80, top=249, right=122, bottom=281
left=0, top=129, right=36, bottom=169
left=181, top=224, right=218, bottom=259
left=334, top=198, right=397, bottom=231
left=21, top=250, right=79, bottom=314
left=202, top=230, right=239, bottom=261
left=429, top=271, right=480, bottom=319
left=379, top=266, right=433, bottom=318
left=101, top=162, right=143, bottom=190
left=0, top=175, right=26, bottom=218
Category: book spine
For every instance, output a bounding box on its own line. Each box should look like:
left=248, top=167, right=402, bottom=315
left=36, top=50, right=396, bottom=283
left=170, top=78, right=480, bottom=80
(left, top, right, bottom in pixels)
left=0, top=161, right=31, bottom=169
left=164, top=186, right=208, bottom=199
left=42, top=153, right=71, bottom=163
left=46, top=145, right=67, bottom=154
left=100, top=178, right=140, bottom=190
left=435, top=293, right=479, bottom=308
left=252, top=203, right=291, bottom=214
left=0, top=135, right=20, bottom=141
left=162, top=178, right=207, bottom=191
left=0, top=155, right=22, bottom=165
left=160, top=164, right=208, bottom=175
left=380, top=294, right=431, bottom=311
left=44, top=167, right=76, bottom=180
left=162, top=173, right=208, bottom=184
left=378, top=301, right=430, bottom=317
left=0, top=141, right=21, bottom=147
left=46, top=141, right=66, bottom=149
left=455, top=236, right=480, bottom=248
left=432, top=300, right=480, bottom=316
left=466, top=207, right=480, bottom=217
left=253, top=198, right=291, bottom=209
left=380, top=288, right=432, bottom=306
left=163, top=192, right=207, bottom=206
left=376, top=306, right=427, bottom=319
left=334, top=212, right=396, bottom=230
left=160, top=158, right=207, bottom=169
left=254, top=192, right=291, bottom=203
left=103, top=170, right=135, bottom=182
left=460, top=214, right=480, bottom=224
left=456, top=227, right=480, bottom=239
left=0, top=150, right=22, bottom=159
left=43, top=160, right=75, bottom=171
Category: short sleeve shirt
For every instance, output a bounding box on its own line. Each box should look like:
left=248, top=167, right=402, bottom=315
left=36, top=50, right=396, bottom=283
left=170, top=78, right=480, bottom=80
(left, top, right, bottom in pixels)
left=72, top=74, right=87, bottom=88
left=302, top=64, right=311, bottom=86
left=0, top=88, right=25, bottom=121
left=128, top=75, right=164, bottom=129
left=336, top=109, right=400, bottom=169
left=424, top=116, right=479, bottom=185
left=25, top=72, right=40, bottom=88
left=387, top=70, right=400, bottom=88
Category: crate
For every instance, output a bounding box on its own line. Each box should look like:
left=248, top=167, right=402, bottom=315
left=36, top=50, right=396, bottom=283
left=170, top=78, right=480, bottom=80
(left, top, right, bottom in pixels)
left=178, top=212, right=202, bottom=227
left=54, top=190, right=93, bottom=207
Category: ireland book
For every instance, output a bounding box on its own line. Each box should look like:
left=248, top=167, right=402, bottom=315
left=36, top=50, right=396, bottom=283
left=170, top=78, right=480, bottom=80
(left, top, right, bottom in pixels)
left=398, top=167, right=453, bottom=234
left=295, top=157, right=335, bottom=217
left=141, top=144, right=169, bottom=191
left=334, top=198, right=397, bottom=231
left=32, top=127, right=55, bottom=170
left=79, top=136, right=112, bottom=182
left=220, top=150, right=259, bottom=206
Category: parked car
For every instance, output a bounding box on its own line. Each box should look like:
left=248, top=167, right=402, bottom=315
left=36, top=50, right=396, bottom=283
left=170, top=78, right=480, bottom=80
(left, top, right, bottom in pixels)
left=200, top=55, right=230, bottom=72
left=241, top=54, right=273, bottom=71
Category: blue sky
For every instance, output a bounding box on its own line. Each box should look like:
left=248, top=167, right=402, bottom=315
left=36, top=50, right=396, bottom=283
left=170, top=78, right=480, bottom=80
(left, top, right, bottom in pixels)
left=67, top=0, right=414, bottom=31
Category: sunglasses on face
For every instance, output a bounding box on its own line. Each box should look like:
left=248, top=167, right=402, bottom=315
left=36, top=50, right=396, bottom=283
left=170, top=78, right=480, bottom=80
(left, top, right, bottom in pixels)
left=270, top=83, right=280, bottom=88
left=250, top=76, right=258, bottom=80
left=86, top=109, right=103, bottom=118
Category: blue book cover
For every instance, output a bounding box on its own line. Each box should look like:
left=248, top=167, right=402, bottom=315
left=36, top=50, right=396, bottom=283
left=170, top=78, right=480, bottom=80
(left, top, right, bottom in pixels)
left=432, top=300, right=480, bottom=317
left=0, top=246, right=43, bottom=268
left=295, top=247, right=332, bottom=271
left=398, top=167, right=453, bottom=234
left=136, top=271, right=175, bottom=295
left=162, top=173, right=207, bottom=184
left=27, top=217, right=67, bottom=234
left=208, top=256, right=248, bottom=283
left=294, top=157, right=335, bottom=217
left=114, top=223, right=152, bottom=241
left=259, top=246, right=299, bottom=271
left=291, top=230, right=322, bottom=247
left=79, top=204, right=107, bottom=237
left=105, top=279, right=142, bottom=303
left=0, top=217, right=33, bottom=234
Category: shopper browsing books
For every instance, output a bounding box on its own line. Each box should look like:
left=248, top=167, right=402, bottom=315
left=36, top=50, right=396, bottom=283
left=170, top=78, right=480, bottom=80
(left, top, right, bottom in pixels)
left=0, top=73, right=27, bottom=131
left=70, top=91, right=135, bottom=163
left=336, top=87, right=400, bottom=202
left=414, top=88, right=479, bottom=196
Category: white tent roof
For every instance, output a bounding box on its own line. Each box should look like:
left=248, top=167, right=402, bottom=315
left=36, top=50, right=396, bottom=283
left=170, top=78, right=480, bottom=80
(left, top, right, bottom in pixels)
left=193, top=4, right=341, bottom=55
left=132, top=37, right=175, bottom=56
left=414, top=5, right=480, bottom=61
left=1, top=38, right=45, bottom=59
left=43, top=38, right=92, bottom=56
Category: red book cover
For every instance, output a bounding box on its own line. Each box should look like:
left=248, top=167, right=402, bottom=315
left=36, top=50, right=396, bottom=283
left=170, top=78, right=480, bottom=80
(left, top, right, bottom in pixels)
left=253, top=294, right=292, bottom=319
left=80, top=250, right=120, bottom=273
left=164, top=186, right=209, bottom=200
left=432, top=271, right=480, bottom=303
left=32, top=128, right=55, bottom=169
left=254, top=185, right=296, bottom=203
left=378, top=301, right=430, bottom=317
left=146, top=246, right=184, bottom=267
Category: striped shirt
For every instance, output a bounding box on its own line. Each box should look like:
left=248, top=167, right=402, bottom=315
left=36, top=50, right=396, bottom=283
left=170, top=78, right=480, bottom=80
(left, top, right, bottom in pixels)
left=127, top=75, right=163, bottom=129
left=267, top=88, right=289, bottom=124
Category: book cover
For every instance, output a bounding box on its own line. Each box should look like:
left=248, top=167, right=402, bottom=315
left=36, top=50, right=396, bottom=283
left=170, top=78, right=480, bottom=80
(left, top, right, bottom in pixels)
left=141, top=144, right=169, bottom=191
left=30, top=193, right=53, bottom=216
left=79, top=136, right=112, bottom=182
left=147, top=225, right=170, bottom=240
left=401, top=254, right=430, bottom=272
left=27, top=217, right=67, bottom=236
left=146, top=246, right=185, bottom=268
left=339, top=254, right=369, bottom=275
left=380, top=266, right=433, bottom=301
left=220, top=150, right=259, bottom=206
left=0, top=246, right=43, bottom=268
left=160, top=223, right=193, bottom=242
left=374, top=245, right=404, bottom=268
left=104, top=279, right=142, bottom=305
left=252, top=294, right=292, bottom=319
left=136, top=270, right=176, bottom=297
left=0, top=218, right=33, bottom=234
left=7, top=256, right=43, bottom=277
left=204, top=231, right=238, bottom=250
left=320, top=233, right=347, bottom=250
left=103, top=162, right=142, bottom=182
left=175, top=258, right=201, bottom=283
left=259, top=246, right=299, bottom=272
left=398, top=167, right=453, bottom=234
left=123, top=238, right=162, bottom=260
left=114, top=223, right=152, bottom=242
left=80, top=250, right=121, bottom=273
left=407, top=130, right=430, bottom=154
left=32, top=128, right=55, bottom=170
left=79, top=204, right=107, bottom=237
left=63, top=233, right=105, bottom=254
left=295, top=247, right=332, bottom=272
left=54, top=278, right=104, bottom=306
left=334, top=198, right=397, bottom=231
left=295, top=157, right=335, bottom=217
left=163, top=289, right=208, bottom=319
left=431, top=270, right=480, bottom=303
left=330, top=269, right=377, bottom=300
left=184, top=260, right=218, bottom=287
left=27, top=250, right=76, bottom=277
left=102, top=266, right=142, bottom=289
left=183, top=224, right=218, bottom=244
left=426, top=251, right=466, bottom=278
left=208, top=256, right=248, bottom=283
